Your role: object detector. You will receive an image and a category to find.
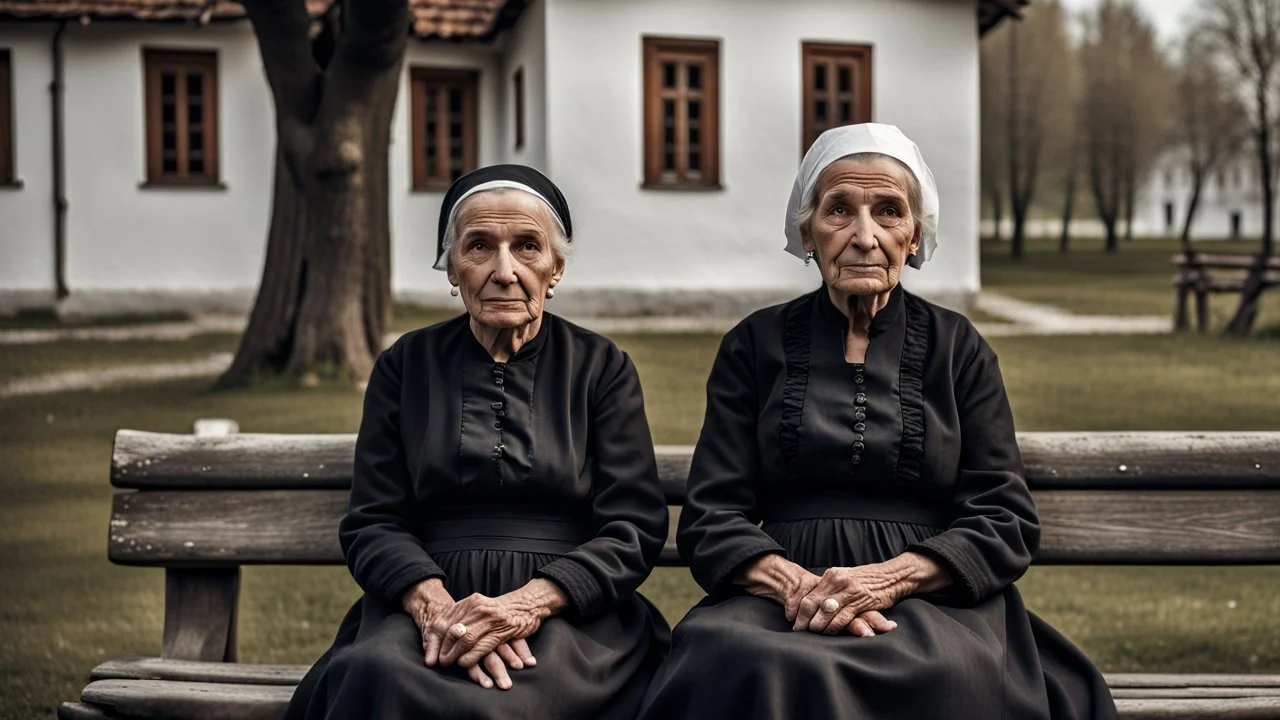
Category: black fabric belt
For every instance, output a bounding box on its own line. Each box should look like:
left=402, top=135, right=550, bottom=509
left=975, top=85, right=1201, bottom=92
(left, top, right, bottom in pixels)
left=416, top=505, right=593, bottom=554
left=758, top=492, right=951, bottom=528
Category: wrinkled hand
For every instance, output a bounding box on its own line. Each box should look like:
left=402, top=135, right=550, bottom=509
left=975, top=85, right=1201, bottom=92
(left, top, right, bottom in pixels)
left=737, top=554, right=896, bottom=637
left=401, top=578, right=536, bottom=690
left=437, top=579, right=567, bottom=672
left=793, top=553, right=946, bottom=635
left=735, top=553, right=821, bottom=621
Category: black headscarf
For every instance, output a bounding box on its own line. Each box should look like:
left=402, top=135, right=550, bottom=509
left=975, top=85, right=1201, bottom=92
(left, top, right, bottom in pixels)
left=434, top=164, right=574, bottom=270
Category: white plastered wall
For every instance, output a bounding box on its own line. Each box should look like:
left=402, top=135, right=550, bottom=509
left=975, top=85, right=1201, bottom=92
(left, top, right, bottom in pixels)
left=542, top=0, right=981, bottom=304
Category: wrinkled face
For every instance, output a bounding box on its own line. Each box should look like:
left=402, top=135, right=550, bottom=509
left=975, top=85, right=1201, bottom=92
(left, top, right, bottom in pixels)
left=446, top=190, right=565, bottom=331
left=803, top=156, right=921, bottom=297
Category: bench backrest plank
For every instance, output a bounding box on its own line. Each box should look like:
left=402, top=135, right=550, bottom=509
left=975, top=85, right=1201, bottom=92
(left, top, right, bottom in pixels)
left=109, top=431, right=1280, bottom=568
left=113, top=431, right=1280, bottom=492
left=109, top=487, right=1280, bottom=568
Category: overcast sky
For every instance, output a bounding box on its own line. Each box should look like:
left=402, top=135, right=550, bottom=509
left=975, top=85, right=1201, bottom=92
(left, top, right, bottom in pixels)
left=1056, top=0, right=1199, bottom=44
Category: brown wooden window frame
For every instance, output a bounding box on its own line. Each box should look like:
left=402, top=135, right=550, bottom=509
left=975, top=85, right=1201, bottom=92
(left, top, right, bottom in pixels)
left=0, top=49, right=15, bottom=186
left=513, top=66, right=525, bottom=151
left=642, top=36, right=721, bottom=190
left=801, top=42, right=873, bottom=155
left=410, top=66, right=479, bottom=192
left=143, top=48, right=220, bottom=187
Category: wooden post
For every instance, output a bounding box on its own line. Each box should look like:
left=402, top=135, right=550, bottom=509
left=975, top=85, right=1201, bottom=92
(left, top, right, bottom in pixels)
left=161, top=567, right=241, bottom=662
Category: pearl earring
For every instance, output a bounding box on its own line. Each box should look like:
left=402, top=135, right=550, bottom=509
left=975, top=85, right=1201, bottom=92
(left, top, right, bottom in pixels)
left=805, top=251, right=815, bottom=267
left=450, top=285, right=459, bottom=297
left=546, top=286, right=556, bottom=299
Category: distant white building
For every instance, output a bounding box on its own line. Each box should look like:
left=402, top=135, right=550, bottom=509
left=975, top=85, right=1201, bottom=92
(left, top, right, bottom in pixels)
left=0, top=0, right=1022, bottom=316
left=1133, top=147, right=1268, bottom=240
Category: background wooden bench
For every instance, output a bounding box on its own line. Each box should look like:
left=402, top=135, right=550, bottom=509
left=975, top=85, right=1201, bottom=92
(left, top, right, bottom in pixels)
left=1172, top=252, right=1280, bottom=332
left=60, top=429, right=1280, bottom=719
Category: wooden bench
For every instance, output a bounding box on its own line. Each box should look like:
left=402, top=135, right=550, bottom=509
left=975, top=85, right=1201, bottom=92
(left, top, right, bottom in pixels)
left=60, top=429, right=1280, bottom=719
left=1172, top=252, right=1280, bottom=332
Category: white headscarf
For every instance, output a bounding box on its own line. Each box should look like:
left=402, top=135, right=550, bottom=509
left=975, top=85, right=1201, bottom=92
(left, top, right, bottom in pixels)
left=784, top=123, right=939, bottom=269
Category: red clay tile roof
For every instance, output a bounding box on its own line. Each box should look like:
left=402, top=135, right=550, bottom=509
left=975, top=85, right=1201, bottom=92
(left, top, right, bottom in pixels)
left=0, top=0, right=523, bottom=40
left=0, top=0, right=1020, bottom=39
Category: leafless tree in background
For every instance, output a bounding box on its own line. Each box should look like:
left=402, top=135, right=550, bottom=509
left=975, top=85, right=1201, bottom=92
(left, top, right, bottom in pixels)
left=981, top=1, right=1076, bottom=257
left=217, top=0, right=408, bottom=388
left=980, top=34, right=1007, bottom=243
left=1200, top=0, right=1280, bottom=335
left=1171, top=33, right=1247, bottom=250
left=1079, top=1, right=1171, bottom=252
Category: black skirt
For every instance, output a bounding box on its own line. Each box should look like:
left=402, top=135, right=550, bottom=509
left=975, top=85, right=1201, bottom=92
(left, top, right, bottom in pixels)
left=285, top=526, right=669, bottom=720
left=639, top=516, right=1117, bottom=720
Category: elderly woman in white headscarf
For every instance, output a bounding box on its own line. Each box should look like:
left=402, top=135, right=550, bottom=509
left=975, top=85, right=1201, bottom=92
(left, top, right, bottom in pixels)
left=638, top=124, right=1116, bottom=719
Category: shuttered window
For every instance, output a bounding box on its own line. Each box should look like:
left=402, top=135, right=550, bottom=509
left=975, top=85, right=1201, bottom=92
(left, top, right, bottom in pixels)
left=643, top=37, right=720, bottom=188
left=144, top=49, right=220, bottom=185
left=802, top=42, right=872, bottom=153
left=411, top=67, right=479, bottom=191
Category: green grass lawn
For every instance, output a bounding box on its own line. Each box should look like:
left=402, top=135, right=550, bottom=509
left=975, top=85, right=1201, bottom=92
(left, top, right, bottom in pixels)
left=2, top=247, right=1280, bottom=718
left=982, top=236, right=1280, bottom=332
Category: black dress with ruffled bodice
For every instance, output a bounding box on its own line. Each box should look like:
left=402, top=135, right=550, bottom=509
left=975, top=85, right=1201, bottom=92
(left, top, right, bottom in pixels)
left=639, top=285, right=1116, bottom=719
left=284, top=314, right=670, bottom=720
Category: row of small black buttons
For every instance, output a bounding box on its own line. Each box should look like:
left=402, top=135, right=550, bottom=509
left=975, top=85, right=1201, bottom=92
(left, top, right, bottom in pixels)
left=491, top=365, right=506, bottom=465
left=853, top=367, right=866, bottom=465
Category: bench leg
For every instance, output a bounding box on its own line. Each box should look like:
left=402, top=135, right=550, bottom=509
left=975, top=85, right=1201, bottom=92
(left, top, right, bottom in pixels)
left=1194, top=290, right=1210, bottom=334
left=162, top=568, right=240, bottom=662
left=1174, top=284, right=1190, bottom=331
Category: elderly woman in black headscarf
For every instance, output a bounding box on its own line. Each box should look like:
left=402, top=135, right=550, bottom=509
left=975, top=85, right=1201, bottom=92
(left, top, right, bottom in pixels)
left=638, top=124, right=1116, bottom=719
left=285, top=165, right=670, bottom=719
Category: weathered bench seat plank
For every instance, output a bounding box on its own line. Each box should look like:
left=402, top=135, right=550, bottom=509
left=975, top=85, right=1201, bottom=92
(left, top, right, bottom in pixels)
left=91, top=657, right=306, bottom=686
left=81, top=679, right=292, bottom=720
left=85, top=657, right=1280, bottom=700
left=1117, top=696, right=1280, bottom=719
left=65, top=677, right=1280, bottom=720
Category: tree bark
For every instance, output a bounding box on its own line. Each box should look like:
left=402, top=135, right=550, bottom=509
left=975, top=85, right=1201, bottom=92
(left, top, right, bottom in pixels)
left=218, top=0, right=408, bottom=387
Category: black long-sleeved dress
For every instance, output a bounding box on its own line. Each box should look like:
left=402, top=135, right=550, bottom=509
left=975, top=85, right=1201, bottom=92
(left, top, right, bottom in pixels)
left=639, top=285, right=1116, bottom=719
left=284, top=314, right=670, bottom=720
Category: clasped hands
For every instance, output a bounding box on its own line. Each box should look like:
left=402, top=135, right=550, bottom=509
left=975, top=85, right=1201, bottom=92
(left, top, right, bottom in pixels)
left=401, top=577, right=567, bottom=690
left=737, top=552, right=948, bottom=637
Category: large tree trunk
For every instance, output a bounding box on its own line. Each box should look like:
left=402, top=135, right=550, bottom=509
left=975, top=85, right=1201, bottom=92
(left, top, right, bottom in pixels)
left=218, top=0, right=407, bottom=387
